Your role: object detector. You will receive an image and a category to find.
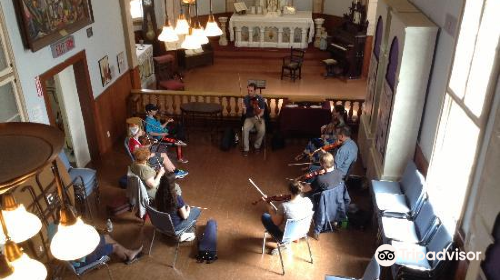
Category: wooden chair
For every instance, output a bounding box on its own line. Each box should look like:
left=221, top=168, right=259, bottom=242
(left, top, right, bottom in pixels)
left=153, top=54, right=185, bottom=91
left=281, top=47, right=305, bottom=82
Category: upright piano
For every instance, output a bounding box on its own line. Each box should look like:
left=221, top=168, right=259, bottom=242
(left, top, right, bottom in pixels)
left=327, top=2, right=368, bottom=79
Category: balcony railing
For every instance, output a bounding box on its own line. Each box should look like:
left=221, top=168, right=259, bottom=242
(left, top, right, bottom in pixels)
left=128, top=89, right=364, bottom=126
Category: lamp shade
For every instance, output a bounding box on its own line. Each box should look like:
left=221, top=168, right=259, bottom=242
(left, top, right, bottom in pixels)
left=205, top=16, right=223, bottom=36
left=175, top=15, right=189, bottom=35
left=192, top=25, right=209, bottom=45
left=50, top=218, right=100, bottom=261
left=1, top=205, right=42, bottom=244
left=158, top=25, right=179, bottom=42
left=6, top=254, right=47, bottom=280
left=181, top=33, right=202, bottom=50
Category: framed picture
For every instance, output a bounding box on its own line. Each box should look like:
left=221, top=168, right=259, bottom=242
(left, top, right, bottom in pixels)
left=14, top=0, right=94, bottom=52
left=116, top=52, right=125, bottom=74
left=98, top=56, right=112, bottom=86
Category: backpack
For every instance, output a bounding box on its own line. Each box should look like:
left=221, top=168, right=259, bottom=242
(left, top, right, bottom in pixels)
left=271, top=131, right=286, bottom=150
left=196, top=219, right=218, bottom=264
left=220, top=128, right=235, bottom=151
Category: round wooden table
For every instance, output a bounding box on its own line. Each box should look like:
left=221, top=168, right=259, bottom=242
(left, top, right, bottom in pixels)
left=180, top=102, right=223, bottom=142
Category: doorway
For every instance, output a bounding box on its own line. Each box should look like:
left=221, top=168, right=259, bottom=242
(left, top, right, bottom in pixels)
left=40, top=51, right=99, bottom=166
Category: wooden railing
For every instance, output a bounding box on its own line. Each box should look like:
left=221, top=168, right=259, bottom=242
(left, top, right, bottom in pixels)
left=128, top=89, right=364, bottom=126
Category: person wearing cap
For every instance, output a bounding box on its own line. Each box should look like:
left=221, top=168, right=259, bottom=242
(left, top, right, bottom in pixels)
left=144, top=104, right=188, bottom=164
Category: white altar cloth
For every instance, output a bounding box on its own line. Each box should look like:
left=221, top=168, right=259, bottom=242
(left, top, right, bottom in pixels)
left=229, top=11, right=314, bottom=48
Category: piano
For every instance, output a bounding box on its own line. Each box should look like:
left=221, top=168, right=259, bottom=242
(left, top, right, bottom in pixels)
left=327, top=2, right=368, bottom=79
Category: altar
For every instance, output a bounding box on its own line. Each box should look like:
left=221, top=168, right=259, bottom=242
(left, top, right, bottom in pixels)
left=229, top=11, right=314, bottom=49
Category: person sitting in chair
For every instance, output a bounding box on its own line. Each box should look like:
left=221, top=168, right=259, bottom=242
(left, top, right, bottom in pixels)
left=144, top=103, right=188, bottom=164
left=301, top=152, right=344, bottom=197
left=48, top=224, right=144, bottom=266
left=130, top=146, right=166, bottom=199
left=261, top=181, right=313, bottom=254
left=294, top=104, right=346, bottom=162
left=335, top=126, right=358, bottom=177
left=127, top=122, right=188, bottom=179
left=155, top=173, right=201, bottom=242
left=242, top=83, right=266, bottom=156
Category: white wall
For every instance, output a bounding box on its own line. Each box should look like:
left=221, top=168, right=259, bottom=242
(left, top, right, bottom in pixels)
left=407, top=0, right=464, bottom=159
left=0, top=0, right=128, bottom=124
left=324, top=0, right=352, bottom=17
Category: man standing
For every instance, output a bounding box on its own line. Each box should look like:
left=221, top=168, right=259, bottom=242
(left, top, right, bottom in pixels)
left=242, top=83, right=266, bottom=156
left=335, top=127, right=358, bottom=177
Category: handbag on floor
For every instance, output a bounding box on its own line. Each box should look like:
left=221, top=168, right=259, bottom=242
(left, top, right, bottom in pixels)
left=220, top=128, right=235, bottom=151
left=106, top=195, right=131, bottom=217
left=196, top=219, right=218, bottom=264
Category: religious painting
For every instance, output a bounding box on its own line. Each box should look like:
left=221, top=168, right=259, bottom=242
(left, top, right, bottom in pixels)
left=98, top=55, right=112, bottom=86
left=14, top=0, right=94, bottom=52
left=116, top=51, right=125, bottom=74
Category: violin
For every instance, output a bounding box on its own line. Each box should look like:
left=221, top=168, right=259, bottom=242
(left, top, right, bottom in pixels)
left=251, top=97, right=263, bottom=117
left=295, top=168, right=327, bottom=181
left=252, top=194, right=291, bottom=206
left=320, top=140, right=342, bottom=152
left=139, top=135, right=155, bottom=146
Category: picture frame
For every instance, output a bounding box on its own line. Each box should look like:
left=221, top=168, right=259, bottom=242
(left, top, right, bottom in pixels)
left=98, top=56, right=112, bottom=87
left=14, top=0, right=94, bottom=52
left=116, top=52, right=125, bottom=74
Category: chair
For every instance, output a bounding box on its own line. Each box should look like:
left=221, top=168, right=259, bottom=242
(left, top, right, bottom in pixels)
left=262, top=213, right=314, bottom=275
left=281, top=47, right=305, bottom=82
left=391, top=225, right=453, bottom=279
left=153, top=54, right=185, bottom=91
left=371, top=161, right=422, bottom=197
left=312, top=184, right=350, bottom=236
left=145, top=204, right=196, bottom=268
left=178, top=43, right=214, bottom=70
left=126, top=172, right=150, bottom=219
left=58, top=151, right=99, bottom=221
left=64, top=255, right=113, bottom=280
left=124, top=137, right=134, bottom=161
left=325, top=256, right=380, bottom=280
left=379, top=199, right=439, bottom=245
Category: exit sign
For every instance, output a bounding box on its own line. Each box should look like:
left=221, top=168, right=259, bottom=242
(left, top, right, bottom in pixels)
left=50, top=35, right=75, bottom=58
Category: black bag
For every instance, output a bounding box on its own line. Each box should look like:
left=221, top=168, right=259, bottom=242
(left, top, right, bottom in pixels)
left=196, top=219, right=218, bottom=264
left=119, top=175, right=128, bottom=189
left=220, top=128, right=235, bottom=151
left=347, top=209, right=371, bottom=230
left=106, top=195, right=131, bottom=217
left=271, top=131, right=285, bottom=150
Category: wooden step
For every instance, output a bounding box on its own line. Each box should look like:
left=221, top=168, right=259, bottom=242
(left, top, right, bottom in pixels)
left=212, top=42, right=331, bottom=60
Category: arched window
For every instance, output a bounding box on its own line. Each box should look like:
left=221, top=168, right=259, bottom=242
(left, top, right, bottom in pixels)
left=373, top=16, right=383, bottom=59
left=385, top=37, right=399, bottom=91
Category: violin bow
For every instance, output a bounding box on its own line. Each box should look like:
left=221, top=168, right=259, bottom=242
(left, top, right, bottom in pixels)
left=288, top=162, right=310, bottom=166
left=248, top=178, right=278, bottom=211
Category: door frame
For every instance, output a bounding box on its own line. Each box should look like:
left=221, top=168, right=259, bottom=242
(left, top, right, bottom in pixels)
left=39, top=50, right=100, bottom=162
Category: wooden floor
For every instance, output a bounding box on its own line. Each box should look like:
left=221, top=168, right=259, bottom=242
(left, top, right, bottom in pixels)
left=182, top=50, right=367, bottom=99
left=62, top=56, right=376, bottom=280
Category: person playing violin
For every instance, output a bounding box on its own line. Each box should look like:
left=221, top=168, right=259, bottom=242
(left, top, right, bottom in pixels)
left=242, top=83, right=266, bottom=157
left=144, top=104, right=188, bottom=164
left=127, top=120, right=188, bottom=179
left=294, top=104, right=346, bottom=162
left=261, top=181, right=313, bottom=254
left=301, top=152, right=344, bottom=197
left=334, top=126, right=358, bottom=177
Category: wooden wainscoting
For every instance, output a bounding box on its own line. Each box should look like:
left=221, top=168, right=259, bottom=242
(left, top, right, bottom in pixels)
left=94, top=71, right=132, bottom=154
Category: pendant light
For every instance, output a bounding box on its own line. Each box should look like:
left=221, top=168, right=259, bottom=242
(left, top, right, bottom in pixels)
left=158, top=0, right=179, bottom=42
left=0, top=194, right=42, bottom=245
left=205, top=0, right=223, bottom=36
left=192, top=2, right=208, bottom=45
left=175, top=1, right=189, bottom=35
left=181, top=27, right=202, bottom=50
left=48, top=163, right=100, bottom=261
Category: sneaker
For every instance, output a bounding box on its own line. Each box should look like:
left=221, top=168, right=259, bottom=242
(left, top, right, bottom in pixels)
left=312, top=232, right=320, bottom=241
left=175, top=140, right=187, bottom=147
left=178, top=158, right=189, bottom=164
left=180, top=232, right=195, bottom=242
left=271, top=244, right=290, bottom=255
left=175, top=169, right=189, bottom=179
left=254, top=148, right=261, bottom=154
left=242, top=151, right=249, bottom=157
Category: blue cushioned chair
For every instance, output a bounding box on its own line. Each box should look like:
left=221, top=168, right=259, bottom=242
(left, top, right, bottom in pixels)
left=379, top=199, right=438, bottom=245
left=124, top=137, right=134, bottom=161
left=262, top=213, right=314, bottom=275
left=325, top=256, right=380, bottom=280
left=145, top=204, right=196, bottom=268
left=59, top=151, right=99, bottom=221
left=371, top=161, right=426, bottom=219
left=64, top=255, right=113, bottom=280
left=391, top=225, right=453, bottom=279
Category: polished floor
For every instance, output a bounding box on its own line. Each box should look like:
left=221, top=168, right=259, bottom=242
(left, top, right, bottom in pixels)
left=71, top=133, right=376, bottom=280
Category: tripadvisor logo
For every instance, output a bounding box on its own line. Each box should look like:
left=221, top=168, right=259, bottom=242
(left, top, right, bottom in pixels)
left=375, top=244, right=482, bottom=267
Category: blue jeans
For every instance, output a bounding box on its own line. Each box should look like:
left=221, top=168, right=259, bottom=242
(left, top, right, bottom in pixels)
left=261, top=213, right=283, bottom=240
left=175, top=207, right=201, bottom=232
